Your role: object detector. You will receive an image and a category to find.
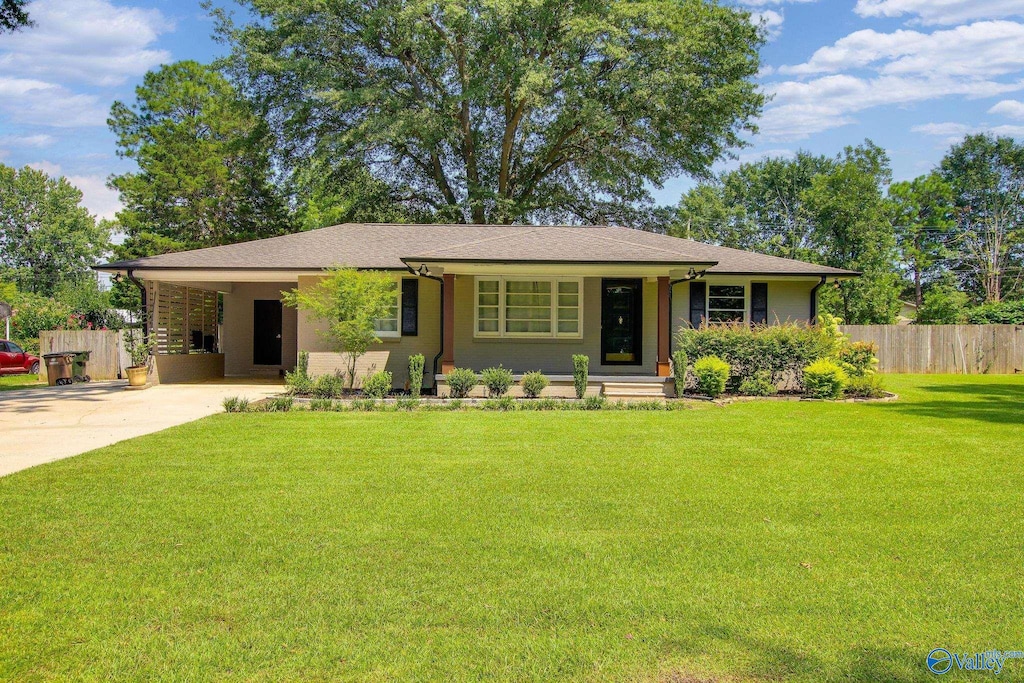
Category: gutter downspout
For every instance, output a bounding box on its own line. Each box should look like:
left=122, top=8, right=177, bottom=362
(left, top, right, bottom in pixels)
left=408, top=265, right=445, bottom=392
left=667, top=272, right=704, bottom=358
left=126, top=269, right=148, bottom=336
left=810, top=276, right=828, bottom=324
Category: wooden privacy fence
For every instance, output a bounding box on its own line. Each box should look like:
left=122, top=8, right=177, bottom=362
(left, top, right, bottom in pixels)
left=37, top=330, right=133, bottom=380
left=840, top=325, right=1024, bottom=374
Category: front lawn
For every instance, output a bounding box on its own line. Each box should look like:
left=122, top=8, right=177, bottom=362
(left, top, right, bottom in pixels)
left=1, top=375, right=1022, bottom=681
left=0, top=373, right=44, bottom=392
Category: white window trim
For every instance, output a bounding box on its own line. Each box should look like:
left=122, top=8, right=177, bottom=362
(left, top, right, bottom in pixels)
left=707, top=283, right=748, bottom=324
left=474, top=276, right=584, bottom=339
left=373, top=280, right=402, bottom=339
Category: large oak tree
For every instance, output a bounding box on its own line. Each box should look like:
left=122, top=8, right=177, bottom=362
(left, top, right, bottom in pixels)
left=216, top=0, right=764, bottom=224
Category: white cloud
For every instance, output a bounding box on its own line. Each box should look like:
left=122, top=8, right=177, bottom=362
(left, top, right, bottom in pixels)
left=25, top=161, right=122, bottom=220
left=67, top=174, right=122, bottom=221
left=27, top=160, right=64, bottom=176
left=0, top=77, right=108, bottom=127
left=0, top=0, right=172, bottom=87
left=759, top=21, right=1024, bottom=141
left=0, top=134, right=56, bottom=148
left=989, top=99, right=1024, bottom=119
left=761, top=75, right=1024, bottom=140
left=779, top=22, right=1024, bottom=78
left=854, top=0, right=1024, bottom=26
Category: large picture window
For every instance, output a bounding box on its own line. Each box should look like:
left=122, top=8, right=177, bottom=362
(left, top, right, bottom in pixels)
left=475, top=277, right=583, bottom=338
left=707, top=284, right=747, bottom=323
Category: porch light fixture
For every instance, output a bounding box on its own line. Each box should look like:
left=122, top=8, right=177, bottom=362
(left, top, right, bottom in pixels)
left=416, top=264, right=431, bottom=277
left=687, top=267, right=706, bottom=280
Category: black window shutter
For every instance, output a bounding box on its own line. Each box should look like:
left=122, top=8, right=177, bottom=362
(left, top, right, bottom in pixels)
left=751, top=282, right=768, bottom=325
left=401, top=278, right=418, bottom=336
left=689, top=281, right=706, bottom=328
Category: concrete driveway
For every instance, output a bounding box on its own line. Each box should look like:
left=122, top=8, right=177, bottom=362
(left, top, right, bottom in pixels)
left=0, top=381, right=282, bottom=477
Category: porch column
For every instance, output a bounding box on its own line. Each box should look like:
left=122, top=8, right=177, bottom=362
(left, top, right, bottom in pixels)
left=441, top=273, right=456, bottom=373
left=657, top=276, right=671, bottom=377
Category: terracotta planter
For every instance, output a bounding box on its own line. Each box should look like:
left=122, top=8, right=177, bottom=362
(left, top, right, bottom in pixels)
left=126, top=365, right=148, bottom=387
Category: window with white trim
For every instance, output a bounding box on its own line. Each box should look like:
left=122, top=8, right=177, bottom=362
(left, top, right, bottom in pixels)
left=475, top=277, right=583, bottom=338
left=707, top=284, right=746, bottom=323
left=373, top=281, right=400, bottom=337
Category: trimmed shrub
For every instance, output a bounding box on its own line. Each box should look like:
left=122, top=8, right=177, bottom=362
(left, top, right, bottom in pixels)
left=572, top=354, right=589, bottom=399
left=480, top=366, right=514, bottom=397
left=313, top=372, right=345, bottom=399
left=264, top=397, right=294, bottom=412
left=396, top=397, right=420, bottom=411
left=308, top=398, right=335, bottom=411
left=693, top=356, right=730, bottom=398
left=738, top=370, right=778, bottom=397
left=672, top=349, right=688, bottom=393
left=408, top=354, right=425, bottom=397
left=482, top=396, right=517, bottom=411
left=581, top=396, right=607, bottom=411
left=445, top=367, right=478, bottom=399
left=222, top=396, right=249, bottom=413
left=804, top=359, right=848, bottom=399
left=297, top=350, right=309, bottom=377
left=285, top=371, right=313, bottom=395
left=520, top=371, right=549, bottom=398
left=676, top=321, right=837, bottom=389
left=362, top=370, right=393, bottom=399
left=838, top=341, right=878, bottom=378
left=520, top=397, right=561, bottom=411
left=846, top=374, right=887, bottom=399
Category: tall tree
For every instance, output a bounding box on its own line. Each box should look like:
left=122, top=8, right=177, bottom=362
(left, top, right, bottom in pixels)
left=108, top=60, right=290, bottom=255
left=0, top=0, right=30, bottom=33
left=0, top=165, right=110, bottom=297
left=887, top=172, right=955, bottom=307
left=803, top=142, right=901, bottom=325
left=939, top=134, right=1024, bottom=303
left=216, top=0, right=764, bottom=225
left=291, top=158, right=432, bottom=231
left=674, top=151, right=834, bottom=259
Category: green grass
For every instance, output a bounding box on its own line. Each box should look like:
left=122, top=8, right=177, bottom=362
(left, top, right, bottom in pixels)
left=0, top=373, right=44, bottom=391
left=1, top=375, right=1022, bottom=681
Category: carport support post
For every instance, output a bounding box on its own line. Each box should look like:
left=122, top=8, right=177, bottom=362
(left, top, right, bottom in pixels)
left=441, top=274, right=456, bottom=373
left=657, top=276, right=671, bottom=377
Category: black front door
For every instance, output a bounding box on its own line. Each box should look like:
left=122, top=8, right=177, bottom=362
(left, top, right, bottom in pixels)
left=253, top=300, right=282, bottom=366
left=601, top=279, right=643, bottom=365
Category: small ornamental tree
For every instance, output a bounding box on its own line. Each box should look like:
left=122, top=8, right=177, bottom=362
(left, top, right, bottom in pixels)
left=283, top=268, right=395, bottom=389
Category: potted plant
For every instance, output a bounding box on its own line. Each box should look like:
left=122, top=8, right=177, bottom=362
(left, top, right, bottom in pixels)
left=125, top=331, right=155, bottom=387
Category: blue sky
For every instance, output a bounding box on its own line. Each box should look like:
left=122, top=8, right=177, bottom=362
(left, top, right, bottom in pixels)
left=0, top=0, right=1022, bottom=220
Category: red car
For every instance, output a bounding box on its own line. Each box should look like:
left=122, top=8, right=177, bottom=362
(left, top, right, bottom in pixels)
left=0, top=340, right=40, bottom=376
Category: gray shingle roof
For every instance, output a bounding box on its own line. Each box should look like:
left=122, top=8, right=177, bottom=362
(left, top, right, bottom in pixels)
left=96, top=223, right=858, bottom=276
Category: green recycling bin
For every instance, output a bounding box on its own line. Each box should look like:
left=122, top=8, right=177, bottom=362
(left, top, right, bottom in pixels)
left=71, top=351, right=91, bottom=382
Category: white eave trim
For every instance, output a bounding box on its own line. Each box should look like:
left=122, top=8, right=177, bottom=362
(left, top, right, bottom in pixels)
left=101, top=268, right=317, bottom=282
